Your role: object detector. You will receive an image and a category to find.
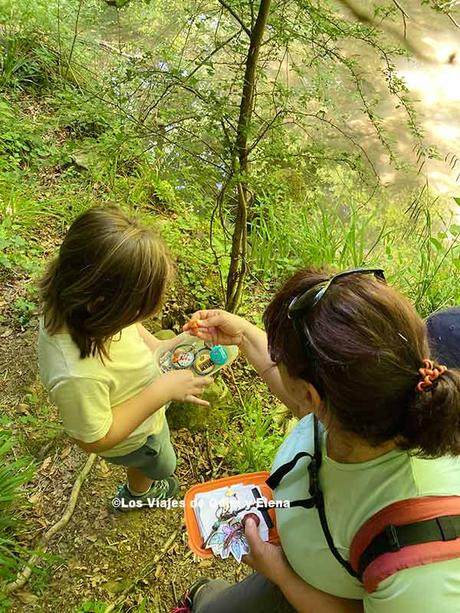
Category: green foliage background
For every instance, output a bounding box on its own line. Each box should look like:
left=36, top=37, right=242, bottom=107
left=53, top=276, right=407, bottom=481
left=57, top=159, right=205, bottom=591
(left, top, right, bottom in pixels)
left=0, top=0, right=459, bottom=601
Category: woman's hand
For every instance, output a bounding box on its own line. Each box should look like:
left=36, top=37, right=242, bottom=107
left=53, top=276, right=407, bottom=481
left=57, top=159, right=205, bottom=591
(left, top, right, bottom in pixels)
left=163, top=370, right=213, bottom=406
left=242, top=518, right=291, bottom=587
left=183, top=309, right=249, bottom=347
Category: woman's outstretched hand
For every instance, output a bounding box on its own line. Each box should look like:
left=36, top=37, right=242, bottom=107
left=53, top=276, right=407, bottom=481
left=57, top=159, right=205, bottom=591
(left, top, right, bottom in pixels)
left=242, top=518, right=290, bottom=587
left=183, top=309, right=248, bottom=347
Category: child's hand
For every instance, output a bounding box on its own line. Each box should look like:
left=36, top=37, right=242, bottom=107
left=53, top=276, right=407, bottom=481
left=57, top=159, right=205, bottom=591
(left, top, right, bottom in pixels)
left=183, top=309, right=248, bottom=347
left=163, top=370, right=213, bottom=406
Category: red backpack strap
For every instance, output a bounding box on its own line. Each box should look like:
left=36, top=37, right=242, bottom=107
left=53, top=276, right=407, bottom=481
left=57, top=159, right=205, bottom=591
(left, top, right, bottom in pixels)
left=350, top=496, right=460, bottom=593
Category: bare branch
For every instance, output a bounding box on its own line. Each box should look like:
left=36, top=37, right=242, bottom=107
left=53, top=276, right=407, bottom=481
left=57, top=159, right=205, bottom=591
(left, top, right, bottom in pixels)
left=217, top=0, right=251, bottom=36
left=392, top=0, right=409, bottom=38
left=64, top=0, right=83, bottom=80
left=392, top=0, right=409, bottom=19
left=446, top=11, right=460, bottom=29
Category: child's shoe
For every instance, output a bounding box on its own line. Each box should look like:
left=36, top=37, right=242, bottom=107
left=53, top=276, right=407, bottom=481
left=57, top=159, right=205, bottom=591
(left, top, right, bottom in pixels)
left=172, top=578, right=210, bottom=613
left=111, top=475, right=179, bottom=512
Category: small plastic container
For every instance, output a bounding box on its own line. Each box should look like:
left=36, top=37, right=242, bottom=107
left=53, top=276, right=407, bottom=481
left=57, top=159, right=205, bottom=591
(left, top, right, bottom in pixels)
left=184, top=471, right=279, bottom=558
left=158, top=333, right=239, bottom=377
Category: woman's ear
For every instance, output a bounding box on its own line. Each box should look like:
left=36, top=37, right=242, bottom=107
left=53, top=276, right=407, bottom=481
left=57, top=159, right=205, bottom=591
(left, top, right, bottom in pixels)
left=295, top=381, right=323, bottom=418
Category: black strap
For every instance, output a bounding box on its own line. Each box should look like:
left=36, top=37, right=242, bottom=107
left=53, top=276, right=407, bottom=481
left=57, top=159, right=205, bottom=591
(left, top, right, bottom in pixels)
left=251, top=487, right=274, bottom=529
left=266, top=416, right=359, bottom=579
left=358, top=514, right=460, bottom=577
left=310, top=417, right=359, bottom=578
left=266, top=452, right=313, bottom=490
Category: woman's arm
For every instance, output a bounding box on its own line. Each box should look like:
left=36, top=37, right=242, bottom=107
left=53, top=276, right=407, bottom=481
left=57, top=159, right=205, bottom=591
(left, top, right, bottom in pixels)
left=277, top=566, right=363, bottom=613
left=243, top=519, right=363, bottom=613
left=184, top=310, right=304, bottom=413
left=240, top=321, right=304, bottom=413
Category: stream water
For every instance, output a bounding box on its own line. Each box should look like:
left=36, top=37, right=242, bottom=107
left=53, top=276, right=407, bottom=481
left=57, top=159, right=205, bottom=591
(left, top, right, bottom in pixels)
left=96, top=2, right=460, bottom=211
left=341, top=2, right=460, bottom=211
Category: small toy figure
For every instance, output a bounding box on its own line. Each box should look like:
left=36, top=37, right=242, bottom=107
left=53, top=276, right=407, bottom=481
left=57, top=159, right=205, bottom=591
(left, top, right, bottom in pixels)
left=171, top=346, right=195, bottom=369
left=187, top=317, right=200, bottom=331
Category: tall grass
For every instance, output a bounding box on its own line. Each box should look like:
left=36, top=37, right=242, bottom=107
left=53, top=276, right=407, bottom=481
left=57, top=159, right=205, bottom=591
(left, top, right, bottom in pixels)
left=248, top=183, right=460, bottom=316
left=0, top=433, right=34, bottom=608
left=217, top=394, right=285, bottom=473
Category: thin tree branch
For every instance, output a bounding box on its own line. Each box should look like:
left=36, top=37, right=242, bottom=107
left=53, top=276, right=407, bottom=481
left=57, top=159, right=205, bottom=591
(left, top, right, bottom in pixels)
left=217, top=0, right=251, bottom=36
left=392, top=0, right=409, bottom=19
left=5, top=454, right=96, bottom=594
left=446, top=11, right=460, bottom=29
left=392, top=0, right=409, bottom=38
left=64, top=0, right=83, bottom=80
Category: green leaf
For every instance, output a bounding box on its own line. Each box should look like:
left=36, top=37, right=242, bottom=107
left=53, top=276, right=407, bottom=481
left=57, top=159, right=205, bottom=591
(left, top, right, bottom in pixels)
left=429, top=237, right=443, bottom=252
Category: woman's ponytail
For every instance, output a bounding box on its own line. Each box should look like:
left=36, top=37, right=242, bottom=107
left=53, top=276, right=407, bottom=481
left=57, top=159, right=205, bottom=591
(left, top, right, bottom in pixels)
left=399, top=368, right=460, bottom=457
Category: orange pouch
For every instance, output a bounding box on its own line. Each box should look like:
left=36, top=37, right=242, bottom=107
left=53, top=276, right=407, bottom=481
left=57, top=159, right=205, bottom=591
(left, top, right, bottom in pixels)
left=184, top=471, right=279, bottom=558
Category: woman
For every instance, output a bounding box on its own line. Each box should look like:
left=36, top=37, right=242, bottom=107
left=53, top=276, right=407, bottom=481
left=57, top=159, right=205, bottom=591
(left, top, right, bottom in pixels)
left=176, top=267, right=460, bottom=612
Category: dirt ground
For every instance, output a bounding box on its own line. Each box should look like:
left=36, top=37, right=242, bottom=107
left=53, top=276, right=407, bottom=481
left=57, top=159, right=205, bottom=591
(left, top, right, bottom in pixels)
left=0, top=273, right=251, bottom=613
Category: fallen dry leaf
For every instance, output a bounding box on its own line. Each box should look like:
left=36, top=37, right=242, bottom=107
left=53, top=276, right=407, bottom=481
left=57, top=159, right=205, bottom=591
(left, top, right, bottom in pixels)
left=40, top=456, right=52, bottom=471
left=60, top=446, right=72, bottom=459
left=98, top=459, right=110, bottom=477
left=28, top=493, right=41, bottom=505
left=16, top=591, right=39, bottom=605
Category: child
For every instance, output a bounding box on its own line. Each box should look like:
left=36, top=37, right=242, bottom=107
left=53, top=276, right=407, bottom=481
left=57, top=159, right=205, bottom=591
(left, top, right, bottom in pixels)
left=38, top=206, right=212, bottom=509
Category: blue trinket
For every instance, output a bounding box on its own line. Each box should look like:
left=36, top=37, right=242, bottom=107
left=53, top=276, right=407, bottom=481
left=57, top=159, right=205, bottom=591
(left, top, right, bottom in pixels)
left=210, top=345, right=228, bottom=365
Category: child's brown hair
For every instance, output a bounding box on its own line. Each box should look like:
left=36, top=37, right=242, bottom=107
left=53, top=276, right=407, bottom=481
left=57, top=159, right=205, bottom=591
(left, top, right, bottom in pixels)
left=39, top=206, right=172, bottom=359
left=263, top=267, right=460, bottom=457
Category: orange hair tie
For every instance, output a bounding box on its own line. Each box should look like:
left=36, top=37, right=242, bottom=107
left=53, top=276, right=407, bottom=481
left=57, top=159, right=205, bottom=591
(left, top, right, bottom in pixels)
left=416, top=359, right=448, bottom=392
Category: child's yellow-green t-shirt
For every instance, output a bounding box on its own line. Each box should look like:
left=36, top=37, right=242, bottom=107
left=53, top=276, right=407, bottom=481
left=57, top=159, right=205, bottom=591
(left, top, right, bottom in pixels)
left=38, top=321, right=166, bottom=458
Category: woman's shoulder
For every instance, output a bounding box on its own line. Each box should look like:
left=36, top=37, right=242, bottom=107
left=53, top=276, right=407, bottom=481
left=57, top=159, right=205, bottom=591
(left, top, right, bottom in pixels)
left=409, top=453, right=460, bottom=496
left=271, top=413, right=315, bottom=473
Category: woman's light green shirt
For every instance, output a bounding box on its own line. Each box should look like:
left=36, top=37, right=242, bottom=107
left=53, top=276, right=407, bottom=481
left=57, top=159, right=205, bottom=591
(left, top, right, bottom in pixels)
left=272, top=414, right=460, bottom=612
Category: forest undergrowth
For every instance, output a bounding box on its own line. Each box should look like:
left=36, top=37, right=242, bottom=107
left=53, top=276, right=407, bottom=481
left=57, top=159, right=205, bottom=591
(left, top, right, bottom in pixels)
left=1, top=1, right=460, bottom=611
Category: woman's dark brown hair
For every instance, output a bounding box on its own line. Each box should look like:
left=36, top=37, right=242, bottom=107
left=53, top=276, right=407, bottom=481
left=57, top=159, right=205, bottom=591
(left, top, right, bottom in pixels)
left=263, top=267, right=460, bottom=457
left=39, top=206, right=172, bottom=359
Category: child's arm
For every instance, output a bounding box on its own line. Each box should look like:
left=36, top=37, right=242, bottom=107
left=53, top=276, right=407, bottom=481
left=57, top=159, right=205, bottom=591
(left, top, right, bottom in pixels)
left=74, top=370, right=212, bottom=454
left=136, top=324, right=189, bottom=353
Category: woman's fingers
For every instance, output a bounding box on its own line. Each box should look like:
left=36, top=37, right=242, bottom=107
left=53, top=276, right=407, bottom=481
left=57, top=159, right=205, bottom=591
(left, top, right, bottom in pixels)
left=243, top=517, right=263, bottom=551
left=241, top=518, right=263, bottom=566
left=184, top=311, right=223, bottom=330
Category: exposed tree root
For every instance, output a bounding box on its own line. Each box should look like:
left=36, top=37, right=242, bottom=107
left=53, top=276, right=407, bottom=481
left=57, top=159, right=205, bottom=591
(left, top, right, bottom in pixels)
left=5, top=453, right=96, bottom=594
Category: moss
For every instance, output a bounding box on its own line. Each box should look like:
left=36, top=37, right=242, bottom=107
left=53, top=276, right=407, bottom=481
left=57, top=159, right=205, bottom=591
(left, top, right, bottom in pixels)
left=167, top=378, right=233, bottom=432
left=153, top=329, right=177, bottom=341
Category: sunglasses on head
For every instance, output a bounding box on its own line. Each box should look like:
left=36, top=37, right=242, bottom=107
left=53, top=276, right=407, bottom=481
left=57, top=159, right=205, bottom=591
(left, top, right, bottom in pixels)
left=287, top=268, right=386, bottom=320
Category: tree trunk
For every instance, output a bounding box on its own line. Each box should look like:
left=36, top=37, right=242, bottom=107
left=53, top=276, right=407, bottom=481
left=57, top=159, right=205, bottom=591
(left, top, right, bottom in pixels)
left=225, top=0, right=272, bottom=312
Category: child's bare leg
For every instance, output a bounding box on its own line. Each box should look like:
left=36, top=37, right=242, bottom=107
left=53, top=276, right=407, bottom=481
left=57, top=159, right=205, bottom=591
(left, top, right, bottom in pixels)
left=127, top=466, right=153, bottom=494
